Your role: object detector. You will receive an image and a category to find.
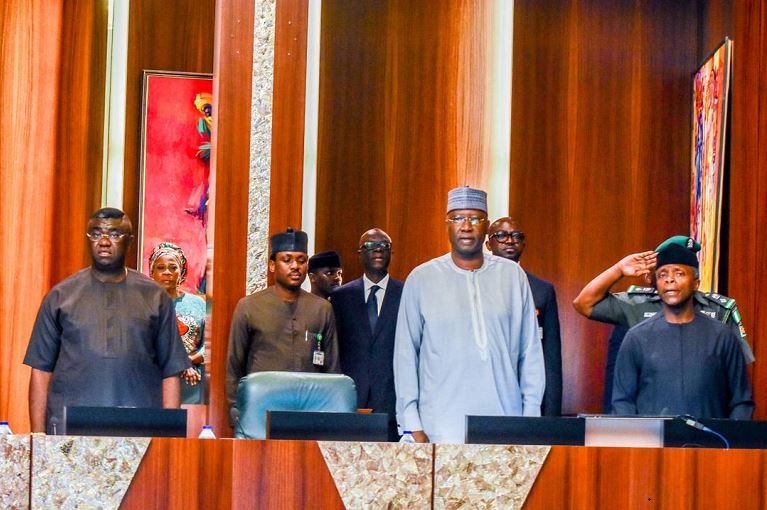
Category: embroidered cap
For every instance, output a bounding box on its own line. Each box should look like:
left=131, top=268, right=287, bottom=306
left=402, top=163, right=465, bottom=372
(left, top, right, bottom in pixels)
left=446, top=186, right=488, bottom=214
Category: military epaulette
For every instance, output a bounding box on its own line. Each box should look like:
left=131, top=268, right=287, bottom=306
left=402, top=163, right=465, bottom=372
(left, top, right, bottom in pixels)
left=704, top=293, right=736, bottom=310
left=627, top=285, right=656, bottom=295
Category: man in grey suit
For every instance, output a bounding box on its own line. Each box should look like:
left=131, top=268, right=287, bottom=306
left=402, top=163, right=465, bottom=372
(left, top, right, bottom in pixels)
left=486, top=217, right=563, bottom=416
left=331, top=228, right=403, bottom=440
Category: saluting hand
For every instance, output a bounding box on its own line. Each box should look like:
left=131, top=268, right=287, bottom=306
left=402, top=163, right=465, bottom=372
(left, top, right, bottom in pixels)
left=616, top=251, right=657, bottom=278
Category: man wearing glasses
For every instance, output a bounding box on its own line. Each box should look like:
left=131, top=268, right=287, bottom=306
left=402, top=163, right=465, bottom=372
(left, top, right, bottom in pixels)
left=332, top=228, right=403, bottom=440
left=485, top=217, right=562, bottom=416
left=394, top=186, right=544, bottom=443
left=24, top=208, right=190, bottom=433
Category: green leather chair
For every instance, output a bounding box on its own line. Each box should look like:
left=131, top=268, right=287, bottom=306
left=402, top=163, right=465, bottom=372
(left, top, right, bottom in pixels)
left=233, top=371, right=358, bottom=439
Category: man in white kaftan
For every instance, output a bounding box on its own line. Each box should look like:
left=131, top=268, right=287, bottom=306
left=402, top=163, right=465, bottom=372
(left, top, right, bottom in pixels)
left=394, top=186, right=545, bottom=444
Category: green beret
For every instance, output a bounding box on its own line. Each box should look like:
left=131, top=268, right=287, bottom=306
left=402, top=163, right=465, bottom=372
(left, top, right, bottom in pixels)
left=655, top=235, right=701, bottom=253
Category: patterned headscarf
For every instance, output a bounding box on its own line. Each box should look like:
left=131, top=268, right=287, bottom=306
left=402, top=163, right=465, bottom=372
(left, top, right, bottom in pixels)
left=149, top=242, right=188, bottom=284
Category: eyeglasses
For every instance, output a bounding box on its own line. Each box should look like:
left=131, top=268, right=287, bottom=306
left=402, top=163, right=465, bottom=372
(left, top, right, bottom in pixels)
left=360, top=241, right=392, bottom=251
left=446, top=215, right=487, bottom=226
left=489, top=230, right=525, bottom=243
left=86, top=230, right=129, bottom=242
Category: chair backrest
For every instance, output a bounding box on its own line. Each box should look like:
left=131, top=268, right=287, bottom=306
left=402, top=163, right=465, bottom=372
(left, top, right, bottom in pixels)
left=234, top=371, right=357, bottom=439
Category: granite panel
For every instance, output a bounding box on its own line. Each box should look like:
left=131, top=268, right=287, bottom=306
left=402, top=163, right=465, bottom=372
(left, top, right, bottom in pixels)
left=433, top=444, right=550, bottom=509
left=319, top=441, right=433, bottom=509
left=31, top=435, right=149, bottom=509
left=246, top=0, right=276, bottom=295
left=0, top=435, right=31, bottom=509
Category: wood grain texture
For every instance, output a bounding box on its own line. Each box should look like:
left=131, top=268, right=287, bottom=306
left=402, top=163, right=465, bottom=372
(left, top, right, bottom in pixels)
left=123, top=0, right=216, bottom=267
left=0, top=0, right=105, bottom=432
left=0, top=0, right=64, bottom=433
left=119, top=440, right=766, bottom=508
left=315, top=0, right=500, bottom=282
left=231, top=440, right=345, bottom=509
left=509, top=0, right=698, bottom=414
left=525, top=446, right=767, bottom=508
left=50, top=2, right=107, bottom=285
left=727, top=0, right=767, bottom=419
left=121, top=438, right=234, bottom=509
left=269, top=0, right=309, bottom=236
left=207, top=0, right=256, bottom=435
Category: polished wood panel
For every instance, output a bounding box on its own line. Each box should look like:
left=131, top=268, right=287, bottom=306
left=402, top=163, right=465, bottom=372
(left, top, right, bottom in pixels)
left=0, top=1, right=106, bottom=432
left=525, top=446, right=767, bottom=508
left=51, top=2, right=107, bottom=285
left=315, top=1, right=501, bottom=281
left=123, top=0, right=216, bottom=267
left=208, top=0, right=256, bottom=435
left=727, top=0, right=767, bottom=418
left=121, top=438, right=234, bottom=509
left=510, top=0, right=698, bottom=414
left=269, top=0, right=310, bottom=236
left=0, top=0, right=64, bottom=432
left=118, top=440, right=767, bottom=508
left=231, top=440, right=344, bottom=509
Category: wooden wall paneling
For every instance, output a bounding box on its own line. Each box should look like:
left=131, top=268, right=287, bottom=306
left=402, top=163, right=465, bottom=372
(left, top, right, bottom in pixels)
left=121, top=438, right=234, bottom=509
left=728, top=0, right=767, bottom=418
left=123, top=0, right=216, bottom=267
left=0, top=1, right=65, bottom=432
left=51, top=1, right=108, bottom=285
left=269, top=0, right=310, bottom=237
left=231, top=440, right=345, bottom=509
left=510, top=0, right=698, bottom=414
left=208, top=0, right=256, bottom=435
left=315, top=1, right=390, bottom=280
left=316, top=1, right=500, bottom=282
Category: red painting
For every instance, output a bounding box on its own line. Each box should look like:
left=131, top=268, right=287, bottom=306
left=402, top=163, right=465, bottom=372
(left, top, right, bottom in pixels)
left=139, top=71, right=212, bottom=293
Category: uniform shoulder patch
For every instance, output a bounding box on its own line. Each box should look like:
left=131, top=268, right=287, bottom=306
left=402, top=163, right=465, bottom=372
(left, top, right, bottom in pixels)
left=627, top=285, right=656, bottom=295
left=704, top=292, right=735, bottom=309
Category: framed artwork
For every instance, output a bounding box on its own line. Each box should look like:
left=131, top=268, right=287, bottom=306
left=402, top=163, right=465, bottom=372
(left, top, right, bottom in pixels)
left=690, top=38, right=732, bottom=292
left=139, top=70, right=212, bottom=293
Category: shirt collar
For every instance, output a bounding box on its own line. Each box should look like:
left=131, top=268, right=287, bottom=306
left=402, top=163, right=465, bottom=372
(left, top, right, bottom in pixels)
left=363, top=273, right=389, bottom=294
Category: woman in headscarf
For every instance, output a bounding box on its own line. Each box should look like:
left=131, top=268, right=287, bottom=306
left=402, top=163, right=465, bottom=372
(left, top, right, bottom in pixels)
left=150, top=242, right=206, bottom=404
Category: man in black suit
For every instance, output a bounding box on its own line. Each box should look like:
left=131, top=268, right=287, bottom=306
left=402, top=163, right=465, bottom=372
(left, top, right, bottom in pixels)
left=486, top=217, right=563, bottom=416
left=331, top=228, right=403, bottom=440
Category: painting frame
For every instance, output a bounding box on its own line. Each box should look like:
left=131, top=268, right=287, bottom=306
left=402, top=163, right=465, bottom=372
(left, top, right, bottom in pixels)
left=138, top=70, right=213, bottom=293
left=690, top=38, right=732, bottom=293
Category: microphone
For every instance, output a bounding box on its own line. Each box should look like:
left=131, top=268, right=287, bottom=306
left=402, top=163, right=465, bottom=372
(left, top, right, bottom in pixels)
left=676, top=415, right=730, bottom=449
left=230, top=407, right=249, bottom=439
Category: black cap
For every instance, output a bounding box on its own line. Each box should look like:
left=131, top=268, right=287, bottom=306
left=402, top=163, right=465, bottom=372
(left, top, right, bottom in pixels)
left=656, top=243, right=699, bottom=269
left=270, top=228, right=308, bottom=259
left=308, top=251, right=342, bottom=272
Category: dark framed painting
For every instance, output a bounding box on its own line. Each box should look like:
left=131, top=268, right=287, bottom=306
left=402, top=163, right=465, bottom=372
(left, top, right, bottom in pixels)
left=138, top=70, right=212, bottom=292
left=690, top=38, right=732, bottom=292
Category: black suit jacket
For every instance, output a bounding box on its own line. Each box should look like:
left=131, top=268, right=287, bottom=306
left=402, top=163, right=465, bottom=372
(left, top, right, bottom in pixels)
left=331, top=277, right=403, bottom=420
left=526, top=271, right=563, bottom=416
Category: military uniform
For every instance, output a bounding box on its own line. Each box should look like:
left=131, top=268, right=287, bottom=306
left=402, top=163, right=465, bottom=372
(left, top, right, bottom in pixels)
left=591, top=286, right=754, bottom=363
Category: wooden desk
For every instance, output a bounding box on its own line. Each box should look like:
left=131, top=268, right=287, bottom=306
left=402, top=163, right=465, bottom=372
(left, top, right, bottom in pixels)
left=5, top=436, right=766, bottom=509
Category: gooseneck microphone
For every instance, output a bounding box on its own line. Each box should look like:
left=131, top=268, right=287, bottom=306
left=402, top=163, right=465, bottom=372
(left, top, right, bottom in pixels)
left=676, top=415, right=730, bottom=449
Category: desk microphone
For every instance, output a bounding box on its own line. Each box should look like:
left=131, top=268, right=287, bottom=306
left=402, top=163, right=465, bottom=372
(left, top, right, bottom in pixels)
left=230, top=408, right=249, bottom=439
left=676, top=415, right=730, bottom=449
